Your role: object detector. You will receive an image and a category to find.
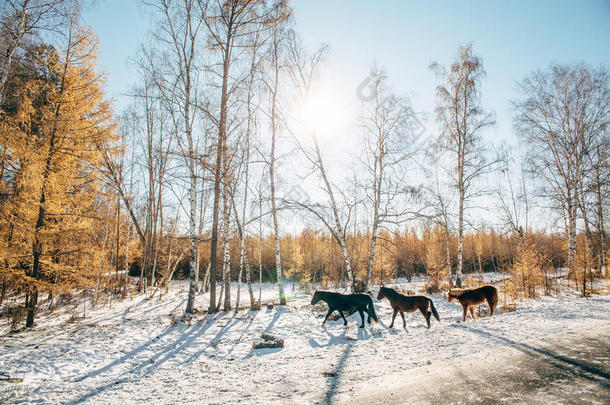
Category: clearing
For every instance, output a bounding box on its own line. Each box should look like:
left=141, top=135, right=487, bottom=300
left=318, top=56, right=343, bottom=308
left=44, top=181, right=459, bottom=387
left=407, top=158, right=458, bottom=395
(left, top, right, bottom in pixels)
left=1, top=276, right=609, bottom=404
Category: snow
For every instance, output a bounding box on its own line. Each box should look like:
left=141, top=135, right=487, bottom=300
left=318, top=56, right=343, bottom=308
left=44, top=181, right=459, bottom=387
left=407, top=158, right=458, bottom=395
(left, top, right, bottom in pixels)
left=1, top=275, right=609, bottom=404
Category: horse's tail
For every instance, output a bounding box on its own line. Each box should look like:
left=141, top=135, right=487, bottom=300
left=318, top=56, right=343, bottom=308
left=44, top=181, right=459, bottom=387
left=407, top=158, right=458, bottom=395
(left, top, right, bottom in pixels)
left=489, top=288, right=498, bottom=316
left=367, top=296, right=378, bottom=322
left=429, top=298, right=440, bottom=322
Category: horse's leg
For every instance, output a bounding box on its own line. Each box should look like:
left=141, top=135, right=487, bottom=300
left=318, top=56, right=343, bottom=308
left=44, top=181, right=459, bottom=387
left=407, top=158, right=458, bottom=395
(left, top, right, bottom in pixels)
left=340, top=310, right=348, bottom=326
left=389, top=309, right=398, bottom=328
left=363, top=307, right=372, bottom=324
left=469, top=306, right=475, bottom=320
left=358, top=309, right=365, bottom=328
left=486, top=298, right=494, bottom=316
left=322, top=308, right=334, bottom=325
left=462, top=305, right=467, bottom=322
left=419, top=307, right=430, bottom=328
left=400, top=311, right=407, bottom=328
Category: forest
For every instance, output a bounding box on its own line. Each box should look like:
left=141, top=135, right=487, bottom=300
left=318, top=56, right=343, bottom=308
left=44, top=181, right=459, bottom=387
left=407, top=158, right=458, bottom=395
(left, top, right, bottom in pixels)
left=0, top=0, right=608, bottom=330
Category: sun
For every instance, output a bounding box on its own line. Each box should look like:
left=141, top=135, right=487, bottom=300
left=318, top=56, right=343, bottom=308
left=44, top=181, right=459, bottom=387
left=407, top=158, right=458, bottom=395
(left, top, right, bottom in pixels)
left=294, top=86, right=350, bottom=139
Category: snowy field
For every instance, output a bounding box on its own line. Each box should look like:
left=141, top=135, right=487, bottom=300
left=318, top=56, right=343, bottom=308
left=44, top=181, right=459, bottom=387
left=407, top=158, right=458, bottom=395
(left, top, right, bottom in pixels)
left=1, top=275, right=609, bottom=404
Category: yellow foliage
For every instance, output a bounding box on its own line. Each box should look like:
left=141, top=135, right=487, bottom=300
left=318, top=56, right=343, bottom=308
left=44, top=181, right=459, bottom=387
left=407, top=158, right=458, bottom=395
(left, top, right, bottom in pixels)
left=0, top=27, right=117, bottom=314
left=510, top=241, right=546, bottom=298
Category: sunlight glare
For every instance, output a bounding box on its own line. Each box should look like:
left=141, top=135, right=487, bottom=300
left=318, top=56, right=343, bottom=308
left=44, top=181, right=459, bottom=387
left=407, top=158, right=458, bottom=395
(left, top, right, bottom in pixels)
left=294, top=86, right=350, bottom=139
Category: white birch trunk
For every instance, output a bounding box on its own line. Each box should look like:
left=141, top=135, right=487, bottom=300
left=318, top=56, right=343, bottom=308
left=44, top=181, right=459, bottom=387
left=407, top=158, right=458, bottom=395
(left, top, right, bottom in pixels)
left=222, top=187, right=232, bottom=311
left=312, top=138, right=355, bottom=289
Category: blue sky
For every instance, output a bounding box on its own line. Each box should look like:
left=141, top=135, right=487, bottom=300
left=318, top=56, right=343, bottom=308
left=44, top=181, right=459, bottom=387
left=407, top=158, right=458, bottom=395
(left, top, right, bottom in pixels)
left=84, top=0, right=610, bottom=148
left=81, top=1, right=609, bottom=231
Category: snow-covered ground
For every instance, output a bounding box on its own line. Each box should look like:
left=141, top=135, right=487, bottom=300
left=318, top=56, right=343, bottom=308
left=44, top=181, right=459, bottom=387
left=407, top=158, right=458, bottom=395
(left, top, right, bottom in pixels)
left=1, top=275, right=609, bottom=404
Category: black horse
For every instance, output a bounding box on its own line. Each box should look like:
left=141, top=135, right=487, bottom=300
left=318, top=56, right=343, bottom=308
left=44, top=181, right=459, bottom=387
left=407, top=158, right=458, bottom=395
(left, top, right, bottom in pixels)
left=311, top=291, right=378, bottom=328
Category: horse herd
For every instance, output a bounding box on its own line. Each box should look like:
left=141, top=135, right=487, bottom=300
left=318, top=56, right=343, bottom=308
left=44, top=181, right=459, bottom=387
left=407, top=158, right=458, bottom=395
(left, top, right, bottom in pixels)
left=310, top=284, right=498, bottom=329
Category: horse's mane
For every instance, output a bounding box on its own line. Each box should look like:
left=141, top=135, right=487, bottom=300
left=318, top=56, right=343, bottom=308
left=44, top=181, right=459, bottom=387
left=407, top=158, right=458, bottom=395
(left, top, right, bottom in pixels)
left=380, top=286, right=399, bottom=297
left=315, top=290, right=340, bottom=296
left=450, top=285, right=494, bottom=296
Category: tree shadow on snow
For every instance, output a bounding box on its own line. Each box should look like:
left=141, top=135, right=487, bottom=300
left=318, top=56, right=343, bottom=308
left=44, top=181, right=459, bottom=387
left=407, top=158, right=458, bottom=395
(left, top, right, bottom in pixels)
left=184, top=310, right=258, bottom=363
left=243, top=307, right=287, bottom=358
left=65, top=313, right=225, bottom=404
left=264, top=305, right=290, bottom=333
left=321, top=339, right=354, bottom=404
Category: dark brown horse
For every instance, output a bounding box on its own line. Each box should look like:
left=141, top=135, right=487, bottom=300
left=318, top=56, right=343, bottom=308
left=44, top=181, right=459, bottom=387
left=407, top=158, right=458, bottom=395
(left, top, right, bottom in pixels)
left=376, top=287, right=440, bottom=329
left=448, top=284, right=498, bottom=322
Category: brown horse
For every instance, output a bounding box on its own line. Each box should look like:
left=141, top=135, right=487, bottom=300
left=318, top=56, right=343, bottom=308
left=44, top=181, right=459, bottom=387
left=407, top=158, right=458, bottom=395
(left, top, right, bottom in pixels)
left=376, top=287, right=440, bottom=329
left=448, top=284, right=498, bottom=322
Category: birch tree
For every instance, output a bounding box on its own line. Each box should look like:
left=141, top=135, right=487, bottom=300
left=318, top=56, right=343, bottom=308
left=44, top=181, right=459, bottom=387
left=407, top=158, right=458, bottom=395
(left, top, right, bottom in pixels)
left=263, top=23, right=287, bottom=304
left=430, top=43, right=495, bottom=287
left=233, top=40, right=263, bottom=309
left=203, top=0, right=290, bottom=311
left=514, top=63, right=609, bottom=286
left=144, top=0, right=206, bottom=314
left=360, top=66, right=420, bottom=289
left=284, top=32, right=359, bottom=290
left=495, top=147, right=530, bottom=239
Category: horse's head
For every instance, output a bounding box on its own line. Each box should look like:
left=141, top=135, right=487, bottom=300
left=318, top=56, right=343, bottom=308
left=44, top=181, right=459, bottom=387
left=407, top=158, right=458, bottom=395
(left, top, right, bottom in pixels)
left=311, top=291, right=321, bottom=305
left=376, top=287, right=387, bottom=300
left=447, top=290, right=456, bottom=302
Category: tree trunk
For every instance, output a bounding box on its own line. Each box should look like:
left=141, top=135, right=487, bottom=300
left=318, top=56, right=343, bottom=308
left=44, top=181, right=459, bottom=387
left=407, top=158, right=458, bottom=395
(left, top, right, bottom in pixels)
left=95, top=219, right=110, bottom=307
left=222, top=186, right=232, bottom=311
left=269, top=33, right=285, bottom=305
left=311, top=137, right=355, bottom=289
left=593, top=152, right=607, bottom=271
left=208, top=25, right=234, bottom=314
left=243, top=238, right=255, bottom=309
left=456, top=176, right=464, bottom=288
left=567, top=194, right=577, bottom=275
left=184, top=81, right=200, bottom=314
left=445, top=227, right=452, bottom=278
left=115, top=196, right=121, bottom=278
left=258, top=191, right=264, bottom=307
left=27, top=133, right=57, bottom=327
left=365, top=219, right=379, bottom=289
left=269, top=151, right=285, bottom=304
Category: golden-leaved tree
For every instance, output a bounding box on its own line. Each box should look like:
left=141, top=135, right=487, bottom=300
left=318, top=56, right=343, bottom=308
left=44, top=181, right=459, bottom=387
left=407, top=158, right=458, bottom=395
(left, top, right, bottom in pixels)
left=0, top=22, right=115, bottom=327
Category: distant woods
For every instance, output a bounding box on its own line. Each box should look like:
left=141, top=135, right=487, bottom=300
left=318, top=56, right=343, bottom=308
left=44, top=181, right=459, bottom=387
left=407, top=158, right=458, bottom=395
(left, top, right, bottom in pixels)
left=0, top=1, right=608, bottom=328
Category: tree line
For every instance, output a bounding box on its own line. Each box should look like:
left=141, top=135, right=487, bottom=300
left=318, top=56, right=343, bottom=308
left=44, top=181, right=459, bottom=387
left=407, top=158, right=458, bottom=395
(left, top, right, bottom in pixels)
left=0, top=0, right=608, bottom=328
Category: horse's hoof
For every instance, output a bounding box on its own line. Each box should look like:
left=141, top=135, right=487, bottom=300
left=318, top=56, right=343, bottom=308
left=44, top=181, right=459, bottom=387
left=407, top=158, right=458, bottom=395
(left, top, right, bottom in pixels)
left=359, top=325, right=365, bottom=328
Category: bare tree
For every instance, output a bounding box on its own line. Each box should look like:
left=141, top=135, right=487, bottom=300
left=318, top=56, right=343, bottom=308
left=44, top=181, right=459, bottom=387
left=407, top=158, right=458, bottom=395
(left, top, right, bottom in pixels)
left=220, top=179, right=232, bottom=310
left=495, top=146, right=530, bottom=239
left=514, top=63, right=609, bottom=288
left=590, top=143, right=609, bottom=272
left=238, top=33, right=263, bottom=310
left=430, top=43, right=495, bottom=287
left=262, top=22, right=287, bottom=304
left=203, top=0, right=290, bottom=311
left=284, top=31, right=359, bottom=290
left=144, top=0, right=206, bottom=314
left=359, top=66, right=420, bottom=289
left=423, top=166, right=454, bottom=283
left=233, top=37, right=264, bottom=309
